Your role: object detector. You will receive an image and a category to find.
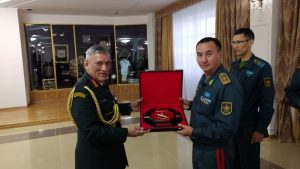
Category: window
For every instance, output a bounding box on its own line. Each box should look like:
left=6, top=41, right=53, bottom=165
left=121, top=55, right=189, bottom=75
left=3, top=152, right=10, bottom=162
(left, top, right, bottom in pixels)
left=173, top=0, right=216, bottom=99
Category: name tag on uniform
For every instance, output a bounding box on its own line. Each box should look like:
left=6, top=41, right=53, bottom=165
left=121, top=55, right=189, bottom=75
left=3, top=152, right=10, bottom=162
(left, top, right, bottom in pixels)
left=245, top=70, right=254, bottom=77
left=200, top=91, right=212, bottom=105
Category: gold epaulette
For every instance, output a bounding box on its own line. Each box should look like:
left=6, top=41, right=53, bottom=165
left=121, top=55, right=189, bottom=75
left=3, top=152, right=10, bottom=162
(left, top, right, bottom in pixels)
left=219, top=73, right=231, bottom=85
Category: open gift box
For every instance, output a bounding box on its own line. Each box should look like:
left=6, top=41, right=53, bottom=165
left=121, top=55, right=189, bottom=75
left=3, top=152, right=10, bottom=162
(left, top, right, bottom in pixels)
left=139, top=70, right=188, bottom=131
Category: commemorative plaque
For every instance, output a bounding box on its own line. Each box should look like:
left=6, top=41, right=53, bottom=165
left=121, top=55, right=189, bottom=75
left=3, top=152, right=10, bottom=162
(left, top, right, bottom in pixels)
left=139, top=70, right=188, bottom=131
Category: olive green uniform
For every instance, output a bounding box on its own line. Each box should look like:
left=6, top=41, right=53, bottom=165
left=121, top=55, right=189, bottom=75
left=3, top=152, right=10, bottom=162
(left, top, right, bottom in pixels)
left=68, top=72, right=132, bottom=169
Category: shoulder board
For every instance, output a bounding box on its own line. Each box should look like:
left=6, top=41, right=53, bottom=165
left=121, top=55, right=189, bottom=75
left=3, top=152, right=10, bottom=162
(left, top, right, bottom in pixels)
left=75, top=77, right=88, bottom=89
left=253, top=59, right=266, bottom=68
left=73, top=92, right=86, bottom=99
left=219, top=73, right=231, bottom=85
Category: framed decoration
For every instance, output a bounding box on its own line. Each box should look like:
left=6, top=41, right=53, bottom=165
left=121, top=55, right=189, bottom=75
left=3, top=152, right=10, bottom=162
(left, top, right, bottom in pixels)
left=55, top=44, right=69, bottom=63
left=42, top=78, right=56, bottom=89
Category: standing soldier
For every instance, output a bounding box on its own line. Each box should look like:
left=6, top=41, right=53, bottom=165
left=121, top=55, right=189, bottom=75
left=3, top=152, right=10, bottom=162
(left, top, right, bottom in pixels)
left=178, top=37, right=243, bottom=169
left=230, top=28, right=275, bottom=169
left=67, top=45, right=149, bottom=169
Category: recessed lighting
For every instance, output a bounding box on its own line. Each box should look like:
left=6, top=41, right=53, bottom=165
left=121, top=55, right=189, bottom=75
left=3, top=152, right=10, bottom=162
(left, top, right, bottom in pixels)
left=114, top=12, right=119, bottom=15
left=26, top=8, right=33, bottom=11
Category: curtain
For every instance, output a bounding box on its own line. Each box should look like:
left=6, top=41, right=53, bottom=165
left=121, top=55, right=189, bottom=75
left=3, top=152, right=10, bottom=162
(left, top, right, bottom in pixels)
left=293, top=109, right=300, bottom=145
left=161, top=15, right=173, bottom=70
left=155, top=0, right=200, bottom=70
left=276, top=0, right=300, bottom=143
left=173, top=0, right=216, bottom=100
left=216, top=0, right=250, bottom=70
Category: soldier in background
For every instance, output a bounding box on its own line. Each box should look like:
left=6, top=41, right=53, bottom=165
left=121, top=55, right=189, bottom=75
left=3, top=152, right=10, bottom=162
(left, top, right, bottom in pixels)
left=230, top=28, right=275, bottom=169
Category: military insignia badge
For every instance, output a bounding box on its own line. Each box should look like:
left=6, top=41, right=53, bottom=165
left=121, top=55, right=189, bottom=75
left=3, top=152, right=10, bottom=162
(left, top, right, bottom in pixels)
left=219, top=73, right=231, bottom=85
left=263, top=77, right=272, bottom=87
left=74, top=92, right=86, bottom=99
left=208, top=79, right=214, bottom=86
left=221, top=102, right=232, bottom=115
left=254, top=59, right=266, bottom=67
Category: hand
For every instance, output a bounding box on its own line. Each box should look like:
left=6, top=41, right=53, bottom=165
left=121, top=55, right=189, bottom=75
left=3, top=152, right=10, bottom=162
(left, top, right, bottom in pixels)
left=177, top=123, right=193, bottom=136
left=251, top=131, right=264, bottom=143
left=130, top=98, right=143, bottom=112
left=127, top=126, right=150, bottom=137
left=179, top=98, right=191, bottom=110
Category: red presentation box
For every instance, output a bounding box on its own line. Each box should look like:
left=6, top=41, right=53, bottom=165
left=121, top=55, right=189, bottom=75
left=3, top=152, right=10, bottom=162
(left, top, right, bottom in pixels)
left=139, top=70, right=188, bottom=131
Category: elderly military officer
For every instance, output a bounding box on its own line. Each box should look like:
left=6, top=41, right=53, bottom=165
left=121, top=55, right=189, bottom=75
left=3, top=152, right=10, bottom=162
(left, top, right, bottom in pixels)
left=230, top=28, right=275, bottom=169
left=67, top=45, right=149, bottom=169
left=178, top=37, right=243, bottom=169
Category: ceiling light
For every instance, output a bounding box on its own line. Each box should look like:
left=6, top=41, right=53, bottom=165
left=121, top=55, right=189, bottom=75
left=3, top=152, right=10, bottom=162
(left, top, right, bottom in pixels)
left=30, top=37, right=37, bottom=41
left=42, top=27, right=49, bottom=32
left=0, top=0, right=12, bottom=3
left=250, top=0, right=263, bottom=9
left=121, top=39, right=130, bottom=43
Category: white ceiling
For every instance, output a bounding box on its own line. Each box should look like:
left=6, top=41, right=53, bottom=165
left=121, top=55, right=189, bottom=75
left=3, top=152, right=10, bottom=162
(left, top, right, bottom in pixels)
left=0, top=0, right=177, bottom=16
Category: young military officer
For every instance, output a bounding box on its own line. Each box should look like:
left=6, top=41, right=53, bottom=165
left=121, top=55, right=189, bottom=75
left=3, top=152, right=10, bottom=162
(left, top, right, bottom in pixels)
left=230, top=28, right=275, bottom=169
left=67, top=45, right=149, bottom=169
left=178, top=37, right=243, bottom=169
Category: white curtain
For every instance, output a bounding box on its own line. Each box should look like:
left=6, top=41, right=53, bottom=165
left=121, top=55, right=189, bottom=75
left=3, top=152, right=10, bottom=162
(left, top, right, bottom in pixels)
left=173, top=0, right=216, bottom=100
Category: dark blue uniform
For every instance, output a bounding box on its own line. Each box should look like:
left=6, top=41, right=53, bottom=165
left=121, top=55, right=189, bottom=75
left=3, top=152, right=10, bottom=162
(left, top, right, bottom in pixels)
left=190, top=65, right=242, bottom=169
left=67, top=72, right=132, bottom=169
left=285, top=68, right=300, bottom=124
left=230, top=54, right=275, bottom=169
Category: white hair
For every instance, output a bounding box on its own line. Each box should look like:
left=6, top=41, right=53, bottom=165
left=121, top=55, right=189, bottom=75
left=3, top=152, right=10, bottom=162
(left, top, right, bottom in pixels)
left=85, top=45, right=110, bottom=59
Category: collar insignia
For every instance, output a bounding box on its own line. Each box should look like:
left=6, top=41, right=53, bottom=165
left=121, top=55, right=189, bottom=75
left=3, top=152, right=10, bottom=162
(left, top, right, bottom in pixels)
left=91, top=79, right=99, bottom=88
left=208, top=79, right=214, bottom=86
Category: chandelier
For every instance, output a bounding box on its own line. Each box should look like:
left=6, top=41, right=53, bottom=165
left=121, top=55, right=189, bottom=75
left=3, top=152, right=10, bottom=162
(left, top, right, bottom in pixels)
left=250, top=0, right=263, bottom=9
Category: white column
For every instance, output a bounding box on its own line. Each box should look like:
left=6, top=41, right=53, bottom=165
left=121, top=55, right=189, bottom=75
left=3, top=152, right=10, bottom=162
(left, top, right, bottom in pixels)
left=250, top=0, right=280, bottom=136
left=0, top=8, right=30, bottom=108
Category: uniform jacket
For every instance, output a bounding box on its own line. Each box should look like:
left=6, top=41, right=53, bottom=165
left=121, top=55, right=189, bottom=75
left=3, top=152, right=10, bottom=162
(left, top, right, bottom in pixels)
left=285, top=68, right=300, bottom=110
left=69, top=72, right=131, bottom=169
left=230, top=54, right=275, bottom=140
left=190, top=65, right=243, bottom=147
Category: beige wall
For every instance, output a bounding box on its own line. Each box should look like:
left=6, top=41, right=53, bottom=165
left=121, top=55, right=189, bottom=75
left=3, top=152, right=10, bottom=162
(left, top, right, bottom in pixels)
left=0, top=8, right=30, bottom=109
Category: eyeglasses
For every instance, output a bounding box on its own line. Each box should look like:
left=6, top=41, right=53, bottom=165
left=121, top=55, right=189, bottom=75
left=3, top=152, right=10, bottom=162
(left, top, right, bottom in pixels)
left=231, top=39, right=249, bottom=46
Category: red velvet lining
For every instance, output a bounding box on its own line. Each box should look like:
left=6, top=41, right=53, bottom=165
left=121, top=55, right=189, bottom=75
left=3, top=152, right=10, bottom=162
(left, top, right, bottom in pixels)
left=139, top=70, right=187, bottom=131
